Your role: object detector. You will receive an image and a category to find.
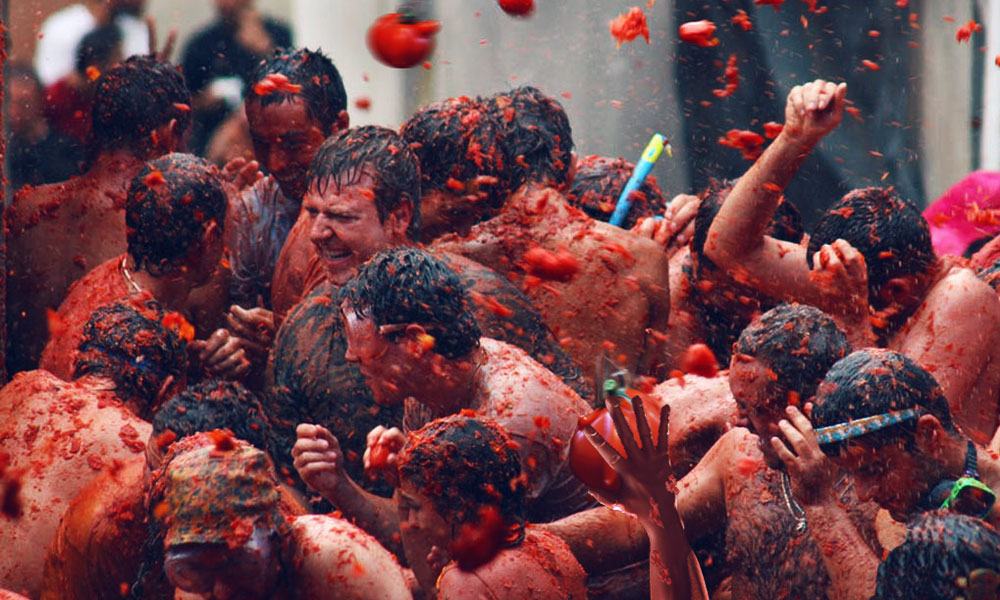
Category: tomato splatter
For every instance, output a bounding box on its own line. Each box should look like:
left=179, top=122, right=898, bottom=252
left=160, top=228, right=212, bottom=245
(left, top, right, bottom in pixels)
left=609, top=7, right=650, bottom=48
left=85, top=65, right=101, bottom=81
left=861, top=59, right=880, bottom=71
left=718, top=129, right=765, bottom=160
left=712, top=54, right=740, bottom=98
left=678, top=20, right=719, bottom=47
left=755, top=0, right=785, bottom=10
left=253, top=73, right=303, bottom=96
left=522, top=247, right=580, bottom=282
left=681, top=343, right=719, bottom=378
left=731, top=10, right=752, bottom=31
left=763, top=121, right=784, bottom=139
left=143, top=170, right=166, bottom=187
left=956, top=20, right=982, bottom=43
left=354, top=96, right=372, bottom=111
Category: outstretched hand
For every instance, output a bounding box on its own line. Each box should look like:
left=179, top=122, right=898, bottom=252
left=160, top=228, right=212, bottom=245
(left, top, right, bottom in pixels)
left=770, top=404, right=837, bottom=507
left=292, top=423, right=350, bottom=500
left=583, top=397, right=675, bottom=524
left=784, top=79, right=847, bottom=145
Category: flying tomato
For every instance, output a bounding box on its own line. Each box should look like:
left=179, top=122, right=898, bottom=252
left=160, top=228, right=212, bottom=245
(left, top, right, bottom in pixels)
left=367, top=13, right=441, bottom=69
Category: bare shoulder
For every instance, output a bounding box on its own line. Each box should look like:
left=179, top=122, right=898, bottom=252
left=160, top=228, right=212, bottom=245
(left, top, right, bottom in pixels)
left=5, top=182, right=68, bottom=234
left=480, top=338, right=589, bottom=417
left=290, top=515, right=411, bottom=600
left=927, top=266, right=1000, bottom=319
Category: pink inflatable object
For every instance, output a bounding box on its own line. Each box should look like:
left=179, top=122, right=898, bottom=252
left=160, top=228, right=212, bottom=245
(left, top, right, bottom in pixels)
left=923, top=171, right=1000, bottom=257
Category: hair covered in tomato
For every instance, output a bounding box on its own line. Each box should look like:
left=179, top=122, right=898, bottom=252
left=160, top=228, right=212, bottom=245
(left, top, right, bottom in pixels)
left=248, top=47, right=347, bottom=133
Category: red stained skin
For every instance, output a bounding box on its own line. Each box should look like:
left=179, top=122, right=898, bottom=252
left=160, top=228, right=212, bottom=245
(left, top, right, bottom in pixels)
left=367, top=13, right=441, bottom=69
left=498, top=0, right=534, bottom=16
left=678, top=20, right=719, bottom=47
left=252, top=73, right=304, bottom=96
left=956, top=19, right=982, bottom=43
left=681, top=343, right=719, bottom=378
left=609, top=7, right=650, bottom=48
left=718, top=129, right=765, bottom=161
left=449, top=505, right=507, bottom=571
left=713, top=53, right=740, bottom=98
left=522, top=246, right=581, bottom=282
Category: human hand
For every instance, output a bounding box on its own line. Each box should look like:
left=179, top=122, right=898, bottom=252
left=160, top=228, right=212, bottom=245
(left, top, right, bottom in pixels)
left=292, top=424, right=349, bottom=499
left=582, top=398, right=675, bottom=525
left=364, top=425, right=406, bottom=487
left=146, top=16, right=177, bottom=62
left=809, top=238, right=873, bottom=342
left=189, top=328, right=251, bottom=380
left=770, top=404, right=837, bottom=507
left=631, top=194, right=700, bottom=257
left=222, top=157, right=263, bottom=192
left=236, top=10, right=274, bottom=56
left=224, top=304, right=275, bottom=363
left=784, top=79, right=847, bottom=145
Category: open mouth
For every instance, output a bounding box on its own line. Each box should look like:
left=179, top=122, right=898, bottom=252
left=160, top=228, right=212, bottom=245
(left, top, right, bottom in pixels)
left=321, top=248, right=353, bottom=263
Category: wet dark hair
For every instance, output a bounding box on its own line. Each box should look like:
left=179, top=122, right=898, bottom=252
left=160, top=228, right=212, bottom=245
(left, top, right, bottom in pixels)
left=90, top=55, right=191, bottom=158
left=734, top=304, right=851, bottom=403
left=692, top=179, right=804, bottom=271
left=247, top=47, right=347, bottom=133
left=152, top=379, right=276, bottom=458
left=398, top=415, right=526, bottom=543
left=808, top=188, right=935, bottom=306
left=401, top=96, right=512, bottom=219
left=812, top=349, right=956, bottom=457
left=75, top=24, right=122, bottom=76
left=343, top=247, right=481, bottom=359
left=566, top=154, right=668, bottom=229
left=873, top=511, right=1000, bottom=600
left=486, top=86, right=573, bottom=190
left=979, top=257, right=1000, bottom=291
left=126, top=153, right=226, bottom=276
left=73, top=297, right=187, bottom=419
left=306, top=125, right=422, bottom=241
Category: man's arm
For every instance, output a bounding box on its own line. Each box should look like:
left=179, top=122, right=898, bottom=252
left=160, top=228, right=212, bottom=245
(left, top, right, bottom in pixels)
left=772, top=406, right=879, bottom=600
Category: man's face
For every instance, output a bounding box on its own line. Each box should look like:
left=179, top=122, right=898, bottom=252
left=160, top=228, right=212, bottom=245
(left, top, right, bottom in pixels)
left=342, top=307, right=412, bottom=406
left=246, top=98, right=326, bottom=201
left=397, top=477, right=451, bottom=593
left=729, top=355, right=788, bottom=466
left=835, top=442, right=926, bottom=521
left=165, top=528, right=280, bottom=600
left=304, top=171, right=400, bottom=286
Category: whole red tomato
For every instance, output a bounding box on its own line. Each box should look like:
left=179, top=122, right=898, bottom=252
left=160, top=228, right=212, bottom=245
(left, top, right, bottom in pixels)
left=369, top=442, right=391, bottom=470
left=498, top=0, right=534, bottom=16
left=569, top=389, right=662, bottom=495
left=367, top=13, right=440, bottom=69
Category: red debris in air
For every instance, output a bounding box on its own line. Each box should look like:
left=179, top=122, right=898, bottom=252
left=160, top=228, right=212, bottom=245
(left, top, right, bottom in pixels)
left=712, top=54, right=740, bottom=98
left=956, top=20, right=982, bottom=43
left=995, top=54, right=1000, bottom=68
left=679, top=20, right=719, bottom=47
left=143, top=170, right=166, bottom=187
left=207, top=429, right=236, bottom=453
left=731, top=10, right=753, bottom=31
left=763, top=121, right=784, bottom=138
left=355, top=96, right=372, bottom=111
left=718, top=129, right=765, bottom=161
left=800, top=0, right=828, bottom=14
left=85, top=66, right=101, bottom=81
left=681, top=343, right=719, bottom=378
left=861, top=59, right=880, bottom=71
left=522, top=247, right=580, bottom=282
left=610, top=7, right=650, bottom=48
left=450, top=505, right=507, bottom=571
left=845, top=105, right=863, bottom=122
left=896, top=0, right=909, bottom=6
left=253, top=73, right=303, bottom=96
left=755, top=0, right=785, bottom=10
left=498, top=0, right=534, bottom=16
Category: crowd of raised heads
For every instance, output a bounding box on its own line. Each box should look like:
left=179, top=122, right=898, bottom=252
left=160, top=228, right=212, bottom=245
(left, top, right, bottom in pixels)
left=4, top=3, right=1000, bottom=599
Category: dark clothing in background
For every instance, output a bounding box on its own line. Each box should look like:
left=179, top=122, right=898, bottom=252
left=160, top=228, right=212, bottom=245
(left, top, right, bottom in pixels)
left=181, top=17, right=292, bottom=154
left=674, top=0, right=925, bottom=225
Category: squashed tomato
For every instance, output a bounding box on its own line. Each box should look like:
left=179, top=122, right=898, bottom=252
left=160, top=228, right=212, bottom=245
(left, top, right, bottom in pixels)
left=570, top=389, right=662, bottom=495
left=367, top=13, right=441, bottom=69
left=678, top=20, right=719, bottom=47
left=523, top=246, right=580, bottom=282
left=498, top=0, right=534, bottom=16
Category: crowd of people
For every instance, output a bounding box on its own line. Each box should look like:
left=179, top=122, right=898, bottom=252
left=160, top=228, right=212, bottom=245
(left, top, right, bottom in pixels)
left=4, top=2, right=1000, bottom=599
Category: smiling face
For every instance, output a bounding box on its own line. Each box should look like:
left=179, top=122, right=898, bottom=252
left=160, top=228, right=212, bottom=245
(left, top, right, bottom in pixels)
left=246, top=98, right=326, bottom=201
left=303, top=171, right=406, bottom=286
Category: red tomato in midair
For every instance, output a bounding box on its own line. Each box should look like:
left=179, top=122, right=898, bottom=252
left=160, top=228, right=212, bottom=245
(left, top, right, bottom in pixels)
left=498, top=0, right=534, bottom=16
left=569, top=390, right=662, bottom=495
left=367, top=13, right=441, bottom=69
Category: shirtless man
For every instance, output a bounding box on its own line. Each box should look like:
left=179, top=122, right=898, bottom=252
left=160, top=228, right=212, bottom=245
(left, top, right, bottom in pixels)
left=292, top=247, right=593, bottom=554
left=552, top=304, right=880, bottom=599
left=705, top=79, right=1000, bottom=442
left=268, top=127, right=588, bottom=501
left=431, top=86, right=671, bottom=386
left=42, top=380, right=288, bottom=600
left=566, top=154, right=669, bottom=230
left=772, top=348, right=1000, bottom=600
left=147, top=433, right=410, bottom=600
left=389, top=415, right=588, bottom=600
left=5, top=55, right=190, bottom=373
left=0, top=298, right=187, bottom=598
left=38, top=153, right=248, bottom=381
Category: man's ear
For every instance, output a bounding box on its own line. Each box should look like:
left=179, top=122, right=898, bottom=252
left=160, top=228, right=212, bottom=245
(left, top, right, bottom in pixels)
left=878, top=276, right=914, bottom=308
left=332, top=109, right=350, bottom=134
left=405, top=323, right=430, bottom=359
left=387, top=198, right=414, bottom=240
left=915, top=413, right=949, bottom=459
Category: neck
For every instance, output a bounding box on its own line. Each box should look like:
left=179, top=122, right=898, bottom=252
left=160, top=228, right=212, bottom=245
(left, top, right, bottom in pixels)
left=425, top=348, right=485, bottom=418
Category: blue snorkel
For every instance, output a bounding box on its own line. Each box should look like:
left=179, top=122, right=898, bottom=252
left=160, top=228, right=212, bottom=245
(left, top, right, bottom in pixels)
left=608, top=133, right=671, bottom=228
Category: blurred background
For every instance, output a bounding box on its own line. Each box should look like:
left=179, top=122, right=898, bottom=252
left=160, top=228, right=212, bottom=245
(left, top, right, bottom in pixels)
left=3, top=0, right=996, bottom=222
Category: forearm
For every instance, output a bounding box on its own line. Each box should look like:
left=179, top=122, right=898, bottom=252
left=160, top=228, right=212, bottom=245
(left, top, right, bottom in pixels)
left=538, top=507, right=649, bottom=573
left=803, top=501, right=879, bottom=600
left=645, top=492, right=708, bottom=600
left=326, top=480, right=403, bottom=555
left=705, top=130, right=817, bottom=264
